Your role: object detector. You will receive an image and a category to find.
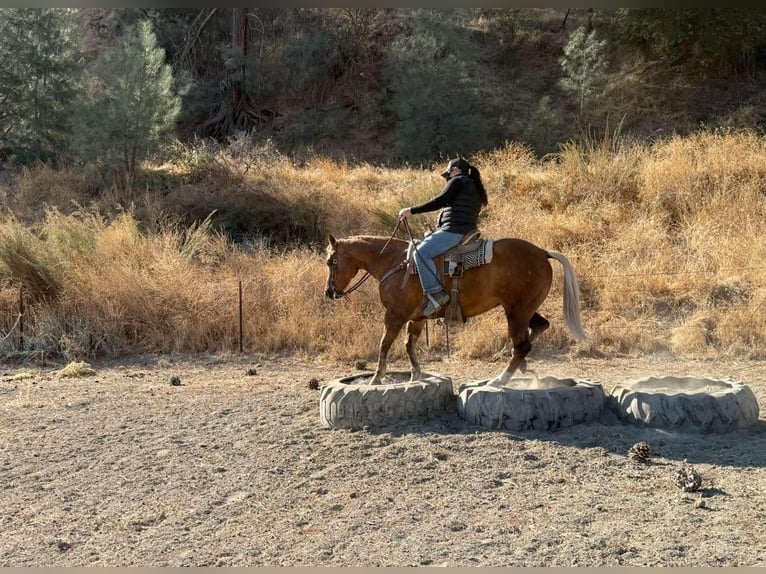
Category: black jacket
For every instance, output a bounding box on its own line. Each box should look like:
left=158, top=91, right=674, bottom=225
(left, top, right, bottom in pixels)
left=410, top=174, right=482, bottom=234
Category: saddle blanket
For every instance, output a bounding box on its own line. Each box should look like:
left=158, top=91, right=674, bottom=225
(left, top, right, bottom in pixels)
left=457, top=239, right=494, bottom=271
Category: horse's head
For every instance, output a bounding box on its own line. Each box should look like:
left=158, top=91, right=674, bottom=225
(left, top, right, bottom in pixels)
left=325, top=234, right=360, bottom=299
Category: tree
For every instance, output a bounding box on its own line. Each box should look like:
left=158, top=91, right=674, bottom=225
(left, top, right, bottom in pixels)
left=200, top=8, right=269, bottom=139
left=383, top=9, right=493, bottom=164
left=523, top=95, right=565, bottom=155
left=0, top=8, right=83, bottom=163
left=75, top=19, right=181, bottom=176
left=559, top=26, right=608, bottom=117
left=609, top=9, right=766, bottom=78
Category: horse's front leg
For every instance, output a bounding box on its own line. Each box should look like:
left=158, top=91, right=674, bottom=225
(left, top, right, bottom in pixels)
left=405, top=319, right=425, bottom=381
left=370, top=311, right=408, bottom=385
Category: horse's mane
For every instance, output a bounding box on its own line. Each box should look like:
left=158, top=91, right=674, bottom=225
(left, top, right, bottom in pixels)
left=341, top=235, right=407, bottom=249
left=335, top=235, right=408, bottom=268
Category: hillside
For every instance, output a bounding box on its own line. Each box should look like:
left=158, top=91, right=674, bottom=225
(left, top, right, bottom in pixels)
left=0, top=131, right=764, bottom=363
left=4, top=8, right=766, bottom=167
left=193, top=8, right=766, bottom=163
left=74, top=8, right=766, bottom=163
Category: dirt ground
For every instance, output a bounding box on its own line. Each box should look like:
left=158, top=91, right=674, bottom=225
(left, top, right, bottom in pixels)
left=2, top=350, right=766, bottom=566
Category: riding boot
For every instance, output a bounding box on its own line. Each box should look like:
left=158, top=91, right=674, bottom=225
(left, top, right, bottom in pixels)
left=422, top=290, right=450, bottom=317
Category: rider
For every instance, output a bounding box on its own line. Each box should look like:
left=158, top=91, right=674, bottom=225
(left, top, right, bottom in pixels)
left=398, top=157, right=488, bottom=317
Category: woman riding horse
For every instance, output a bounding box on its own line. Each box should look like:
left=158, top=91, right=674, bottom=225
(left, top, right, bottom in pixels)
left=398, top=157, right=488, bottom=318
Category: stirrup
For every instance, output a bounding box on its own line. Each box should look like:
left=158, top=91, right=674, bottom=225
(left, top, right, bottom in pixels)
left=422, top=291, right=449, bottom=317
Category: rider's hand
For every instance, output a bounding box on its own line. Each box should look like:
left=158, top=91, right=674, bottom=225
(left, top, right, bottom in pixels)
left=398, top=207, right=412, bottom=219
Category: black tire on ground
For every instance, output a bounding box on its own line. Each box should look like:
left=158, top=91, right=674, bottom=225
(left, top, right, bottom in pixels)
left=319, top=371, right=454, bottom=430
left=456, top=376, right=606, bottom=431
left=608, top=376, right=760, bottom=433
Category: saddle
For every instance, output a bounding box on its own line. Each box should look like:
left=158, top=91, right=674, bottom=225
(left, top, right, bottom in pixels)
left=404, top=231, right=495, bottom=323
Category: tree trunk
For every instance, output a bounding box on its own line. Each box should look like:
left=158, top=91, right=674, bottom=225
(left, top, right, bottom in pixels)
left=201, top=8, right=265, bottom=139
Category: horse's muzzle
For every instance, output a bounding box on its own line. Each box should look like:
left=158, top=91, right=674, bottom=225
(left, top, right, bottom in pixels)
left=325, top=286, right=344, bottom=299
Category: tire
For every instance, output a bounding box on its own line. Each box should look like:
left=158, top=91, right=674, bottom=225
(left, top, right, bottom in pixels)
left=456, top=376, right=606, bottom=431
left=319, top=371, right=454, bottom=430
left=608, top=376, right=760, bottom=433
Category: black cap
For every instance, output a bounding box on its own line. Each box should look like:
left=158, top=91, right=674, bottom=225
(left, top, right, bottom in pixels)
left=441, top=157, right=470, bottom=178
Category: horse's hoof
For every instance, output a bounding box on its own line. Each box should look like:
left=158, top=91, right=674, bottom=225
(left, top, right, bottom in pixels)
left=485, top=377, right=505, bottom=388
left=477, top=377, right=501, bottom=387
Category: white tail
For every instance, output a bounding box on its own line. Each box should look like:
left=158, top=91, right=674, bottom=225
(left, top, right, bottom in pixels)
left=547, top=250, right=587, bottom=341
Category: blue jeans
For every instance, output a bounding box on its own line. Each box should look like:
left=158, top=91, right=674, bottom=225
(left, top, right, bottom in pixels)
left=412, top=230, right=464, bottom=294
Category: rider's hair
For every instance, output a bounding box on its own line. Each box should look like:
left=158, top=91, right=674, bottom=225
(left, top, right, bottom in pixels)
left=466, top=163, right=488, bottom=206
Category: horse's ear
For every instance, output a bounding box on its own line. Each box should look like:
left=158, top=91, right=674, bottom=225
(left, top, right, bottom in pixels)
left=327, top=233, right=337, bottom=247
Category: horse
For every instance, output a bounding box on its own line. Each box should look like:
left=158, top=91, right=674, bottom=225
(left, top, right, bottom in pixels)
left=324, top=233, right=586, bottom=386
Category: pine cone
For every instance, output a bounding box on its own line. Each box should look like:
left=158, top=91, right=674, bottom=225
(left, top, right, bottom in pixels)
left=628, top=441, right=651, bottom=463
left=674, top=460, right=702, bottom=492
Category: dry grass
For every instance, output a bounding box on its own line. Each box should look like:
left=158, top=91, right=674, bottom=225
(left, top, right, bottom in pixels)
left=1, top=130, right=765, bottom=363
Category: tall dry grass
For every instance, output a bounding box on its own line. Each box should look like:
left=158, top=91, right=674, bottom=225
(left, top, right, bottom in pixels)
left=1, top=129, right=766, bottom=363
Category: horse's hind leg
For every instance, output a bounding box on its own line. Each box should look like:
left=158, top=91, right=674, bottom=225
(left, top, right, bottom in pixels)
left=492, top=312, right=549, bottom=360
left=370, top=311, right=407, bottom=385
left=529, top=312, right=550, bottom=342
left=405, top=320, right=425, bottom=381
left=487, top=316, right=532, bottom=387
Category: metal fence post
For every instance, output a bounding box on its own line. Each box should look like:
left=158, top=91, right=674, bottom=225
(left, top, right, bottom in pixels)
left=239, top=280, right=243, bottom=353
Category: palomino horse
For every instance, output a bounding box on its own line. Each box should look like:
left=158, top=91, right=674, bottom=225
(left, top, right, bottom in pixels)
left=324, top=234, right=586, bottom=386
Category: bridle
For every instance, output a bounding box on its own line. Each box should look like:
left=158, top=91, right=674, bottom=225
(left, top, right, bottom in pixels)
left=327, top=253, right=371, bottom=298
left=327, top=220, right=402, bottom=299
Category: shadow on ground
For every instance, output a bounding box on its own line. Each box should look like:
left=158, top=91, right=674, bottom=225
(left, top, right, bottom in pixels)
left=364, top=406, right=766, bottom=469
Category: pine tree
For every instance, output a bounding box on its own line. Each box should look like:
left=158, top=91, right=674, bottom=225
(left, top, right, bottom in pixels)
left=559, top=26, right=608, bottom=117
left=76, top=19, right=181, bottom=176
left=383, top=9, right=492, bottom=164
left=0, top=8, right=83, bottom=163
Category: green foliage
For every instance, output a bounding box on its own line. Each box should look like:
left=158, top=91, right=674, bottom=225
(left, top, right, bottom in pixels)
left=559, top=26, right=608, bottom=117
left=4, top=8, right=766, bottom=170
left=523, top=95, right=565, bottom=155
left=277, top=31, right=334, bottom=102
left=0, top=8, right=83, bottom=164
left=383, top=9, right=494, bottom=164
left=282, top=107, right=352, bottom=149
left=320, top=9, right=401, bottom=91
left=610, top=9, right=766, bottom=78
left=74, top=20, right=181, bottom=175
